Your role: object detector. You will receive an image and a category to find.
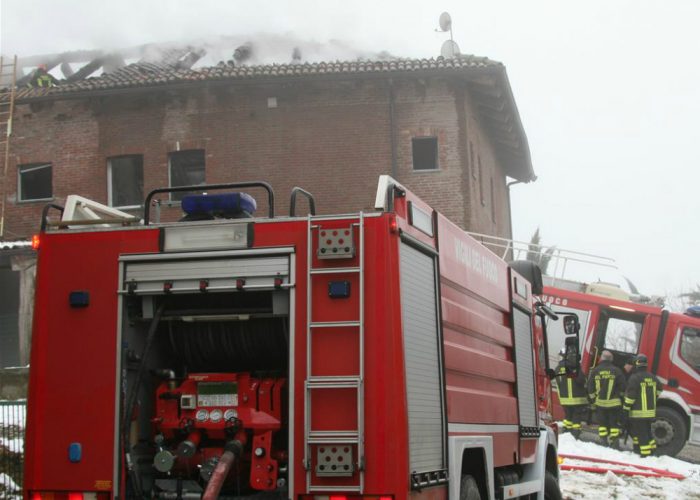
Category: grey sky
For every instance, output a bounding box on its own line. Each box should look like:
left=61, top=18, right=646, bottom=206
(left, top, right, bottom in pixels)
left=2, top=0, right=698, bottom=298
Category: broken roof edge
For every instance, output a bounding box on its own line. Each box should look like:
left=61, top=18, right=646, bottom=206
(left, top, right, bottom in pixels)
left=8, top=56, right=535, bottom=183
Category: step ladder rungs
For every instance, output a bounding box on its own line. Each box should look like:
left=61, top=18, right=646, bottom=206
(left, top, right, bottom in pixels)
left=310, top=321, right=360, bottom=328
left=308, top=485, right=362, bottom=493
left=310, top=266, right=360, bottom=275
left=306, top=376, right=361, bottom=389
left=308, top=430, right=359, bottom=444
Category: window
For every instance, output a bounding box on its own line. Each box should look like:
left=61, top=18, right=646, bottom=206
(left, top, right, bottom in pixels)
left=600, top=310, right=644, bottom=354
left=412, top=137, right=438, bottom=170
left=169, top=150, right=205, bottom=201
left=680, top=327, right=700, bottom=372
left=469, top=141, right=476, bottom=179
left=108, top=155, right=143, bottom=208
left=478, top=156, right=485, bottom=206
left=490, top=177, right=496, bottom=222
left=18, top=163, right=52, bottom=201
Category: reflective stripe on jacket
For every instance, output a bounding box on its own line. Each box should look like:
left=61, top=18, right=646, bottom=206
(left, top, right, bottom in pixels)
left=587, top=360, right=626, bottom=408
left=624, top=369, right=661, bottom=419
left=555, top=361, right=588, bottom=405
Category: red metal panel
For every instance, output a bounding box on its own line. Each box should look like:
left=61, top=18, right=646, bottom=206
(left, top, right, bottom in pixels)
left=24, top=228, right=159, bottom=495
left=437, top=213, right=510, bottom=312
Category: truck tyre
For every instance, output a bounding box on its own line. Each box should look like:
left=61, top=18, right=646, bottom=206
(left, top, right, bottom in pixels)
left=544, top=471, right=562, bottom=500
left=652, top=406, right=687, bottom=457
left=460, top=475, right=481, bottom=500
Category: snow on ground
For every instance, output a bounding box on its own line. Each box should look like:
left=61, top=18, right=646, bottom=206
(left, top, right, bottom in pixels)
left=0, top=401, right=26, bottom=428
left=0, top=472, right=20, bottom=497
left=558, top=433, right=700, bottom=499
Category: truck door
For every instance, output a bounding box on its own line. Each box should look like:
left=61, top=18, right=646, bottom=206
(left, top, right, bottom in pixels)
left=666, top=322, right=700, bottom=444
left=593, top=308, right=645, bottom=370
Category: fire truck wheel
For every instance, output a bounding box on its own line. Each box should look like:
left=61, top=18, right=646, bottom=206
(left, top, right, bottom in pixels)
left=652, top=406, right=687, bottom=457
left=459, top=475, right=481, bottom=500
left=544, top=471, right=562, bottom=500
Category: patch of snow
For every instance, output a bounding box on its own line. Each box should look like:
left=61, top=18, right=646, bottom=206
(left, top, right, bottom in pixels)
left=558, top=433, right=700, bottom=499
left=0, top=472, right=20, bottom=495
left=0, top=437, right=23, bottom=453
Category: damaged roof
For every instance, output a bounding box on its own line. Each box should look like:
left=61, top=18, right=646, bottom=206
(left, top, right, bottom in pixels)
left=3, top=46, right=534, bottom=181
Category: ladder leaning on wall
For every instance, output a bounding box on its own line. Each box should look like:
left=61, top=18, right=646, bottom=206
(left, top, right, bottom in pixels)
left=0, top=55, right=18, bottom=238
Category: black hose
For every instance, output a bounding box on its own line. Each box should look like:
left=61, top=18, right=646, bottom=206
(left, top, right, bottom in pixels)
left=122, top=302, right=166, bottom=496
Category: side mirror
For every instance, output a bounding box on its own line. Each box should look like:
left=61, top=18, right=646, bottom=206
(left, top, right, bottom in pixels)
left=563, top=314, right=581, bottom=371
left=564, top=315, right=580, bottom=335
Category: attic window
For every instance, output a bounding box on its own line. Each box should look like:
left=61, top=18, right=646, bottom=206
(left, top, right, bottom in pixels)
left=169, top=150, right=205, bottom=201
left=412, top=137, right=438, bottom=171
left=18, top=163, right=52, bottom=201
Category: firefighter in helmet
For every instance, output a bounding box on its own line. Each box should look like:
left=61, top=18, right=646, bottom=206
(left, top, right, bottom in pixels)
left=555, top=347, right=588, bottom=438
left=623, top=354, right=661, bottom=456
left=27, top=64, right=58, bottom=88
left=587, top=350, right=626, bottom=447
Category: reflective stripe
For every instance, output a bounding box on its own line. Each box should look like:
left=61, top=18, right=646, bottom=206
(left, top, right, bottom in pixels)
left=560, top=396, right=588, bottom=405
left=630, top=410, right=655, bottom=418
left=595, top=399, right=622, bottom=408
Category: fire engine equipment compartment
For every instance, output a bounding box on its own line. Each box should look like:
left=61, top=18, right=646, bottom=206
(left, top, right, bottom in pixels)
left=119, top=247, right=291, bottom=499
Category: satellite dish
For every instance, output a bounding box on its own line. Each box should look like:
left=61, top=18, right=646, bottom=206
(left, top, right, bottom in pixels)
left=441, top=40, right=461, bottom=58
left=439, top=12, right=452, bottom=32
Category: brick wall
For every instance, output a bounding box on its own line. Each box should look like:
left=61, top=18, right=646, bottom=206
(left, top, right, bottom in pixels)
left=2, top=76, right=514, bottom=239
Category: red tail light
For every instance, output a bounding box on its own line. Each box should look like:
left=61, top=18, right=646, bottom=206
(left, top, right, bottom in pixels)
left=68, top=494, right=83, bottom=500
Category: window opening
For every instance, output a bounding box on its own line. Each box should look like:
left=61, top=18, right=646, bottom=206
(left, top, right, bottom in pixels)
left=169, top=150, right=205, bottom=201
left=680, top=327, right=700, bottom=373
left=412, top=137, right=438, bottom=171
left=18, top=163, right=52, bottom=201
left=490, top=177, right=496, bottom=222
left=478, top=156, right=485, bottom=206
left=599, top=309, right=644, bottom=355
left=108, top=155, right=143, bottom=208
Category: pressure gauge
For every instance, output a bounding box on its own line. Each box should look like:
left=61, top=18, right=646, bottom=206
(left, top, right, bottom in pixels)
left=195, top=409, right=209, bottom=422
left=224, top=409, right=238, bottom=421
left=210, top=409, right=223, bottom=423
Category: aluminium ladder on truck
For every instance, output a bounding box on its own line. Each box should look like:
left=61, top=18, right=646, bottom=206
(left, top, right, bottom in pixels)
left=304, top=213, right=365, bottom=492
left=0, top=55, right=18, bottom=238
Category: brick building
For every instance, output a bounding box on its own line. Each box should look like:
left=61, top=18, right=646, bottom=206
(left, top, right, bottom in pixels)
left=2, top=54, right=533, bottom=238
left=0, top=50, right=535, bottom=368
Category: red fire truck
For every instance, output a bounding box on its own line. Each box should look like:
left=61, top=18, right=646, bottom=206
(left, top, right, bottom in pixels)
left=541, top=281, right=700, bottom=457
left=23, top=176, right=561, bottom=500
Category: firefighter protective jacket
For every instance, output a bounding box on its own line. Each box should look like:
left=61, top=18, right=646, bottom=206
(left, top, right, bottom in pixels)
left=554, top=360, right=588, bottom=405
left=587, top=359, right=626, bottom=408
left=624, top=368, right=661, bottom=419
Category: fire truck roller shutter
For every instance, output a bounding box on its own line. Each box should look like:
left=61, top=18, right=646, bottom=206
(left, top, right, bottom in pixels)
left=512, top=307, right=539, bottom=435
left=399, top=242, right=445, bottom=474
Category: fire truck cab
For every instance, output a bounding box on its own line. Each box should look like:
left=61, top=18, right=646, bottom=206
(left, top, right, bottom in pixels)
left=24, top=176, right=560, bottom=500
left=542, top=282, right=700, bottom=457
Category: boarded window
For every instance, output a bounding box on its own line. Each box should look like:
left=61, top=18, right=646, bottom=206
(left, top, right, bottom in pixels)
left=18, top=163, right=52, bottom=201
left=108, top=155, right=143, bottom=208
left=169, top=150, right=205, bottom=201
left=412, top=137, right=438, bottom=170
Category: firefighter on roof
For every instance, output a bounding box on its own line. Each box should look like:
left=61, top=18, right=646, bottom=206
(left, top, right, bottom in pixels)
left=554, top=348, right=588, bottom=438
left=587, top=350, right=626, bottom=448
left=27, top=64, right=58, bottom=88
left=623, top=354, right=661, bottom=456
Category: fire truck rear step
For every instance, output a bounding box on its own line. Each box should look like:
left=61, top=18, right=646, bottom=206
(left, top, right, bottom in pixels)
left=304, top=213, right=365, bottom=491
